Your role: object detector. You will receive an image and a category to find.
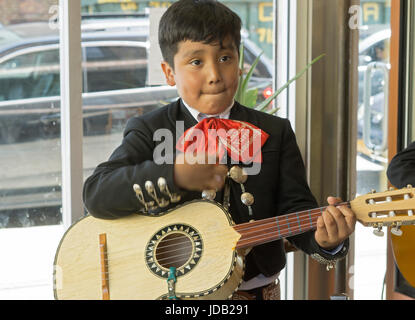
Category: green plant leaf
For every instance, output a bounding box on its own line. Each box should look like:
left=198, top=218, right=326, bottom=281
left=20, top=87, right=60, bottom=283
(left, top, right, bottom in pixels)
left=234, top=42, right=245, bottom=103
left=255, top=53, right=326, bottom=112
left=239, top=51, right=263, bottom=103
left=244, top=87, right=258, bottom=108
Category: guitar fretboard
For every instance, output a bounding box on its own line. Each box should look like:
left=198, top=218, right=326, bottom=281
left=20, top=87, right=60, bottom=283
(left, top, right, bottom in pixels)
left=233, top=202, right=350, bottom=249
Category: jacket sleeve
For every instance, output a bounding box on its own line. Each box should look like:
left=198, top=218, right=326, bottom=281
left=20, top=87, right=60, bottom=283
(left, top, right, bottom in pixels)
left=82, top=116, right=183, bottom=219
left=387, top=141, right=415, bottom=188
left=275, top=119, right=349, bottom=262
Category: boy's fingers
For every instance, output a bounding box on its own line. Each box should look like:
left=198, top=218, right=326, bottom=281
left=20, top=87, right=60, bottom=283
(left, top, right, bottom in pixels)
left=211, top=165, right=228, bottom=190
left=327, top=196, right=356, bottom=232
left=316, top=216, right=327, bottom=233
left=331, top=203, right=356, bottom=233
left=322, top=209, right=338, bottom=241
left=327, top=196, right=342, bottom=205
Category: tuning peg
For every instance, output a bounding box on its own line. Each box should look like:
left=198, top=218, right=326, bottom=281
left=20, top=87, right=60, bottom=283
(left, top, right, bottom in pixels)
left=389, top=187, right=396, bottom=191
left=368, top=199, right=377, bottom=218
left=145, top=180, right=169, bottom=208
left=157, top=177, right=180, bottom=204
left=373, top=228, right=384, bottom=237
left=391, top=227, right=403, bottom=236
left=403, top=194, right=414, bottom=216
left=407, top=184, right=413, bottom=188
left=133, top=184, right=148, bottom=211
left=386, top=196, right=397, bottom=218
left=391, top=222, right=403, bottom=236
left=373, top=223, right=384, bottom=237
left=371, top=189, right=377, bottom=194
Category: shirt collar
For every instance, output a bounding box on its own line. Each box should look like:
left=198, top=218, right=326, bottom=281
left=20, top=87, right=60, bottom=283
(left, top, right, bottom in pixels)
left=181, top=99, right=234, bottom=122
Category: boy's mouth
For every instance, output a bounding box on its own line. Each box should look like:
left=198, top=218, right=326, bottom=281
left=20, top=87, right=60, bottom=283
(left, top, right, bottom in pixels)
left=203, top=88, right=227, bottom=95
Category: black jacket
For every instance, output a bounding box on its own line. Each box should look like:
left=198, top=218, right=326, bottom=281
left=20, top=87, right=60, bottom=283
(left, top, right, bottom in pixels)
left=83, top=99, right=348, bottom=280
left=387, top=141, right=415, bottom=188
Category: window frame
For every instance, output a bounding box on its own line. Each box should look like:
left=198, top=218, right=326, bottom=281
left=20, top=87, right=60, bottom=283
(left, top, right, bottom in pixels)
left=59, top=0, right=84, bottom=229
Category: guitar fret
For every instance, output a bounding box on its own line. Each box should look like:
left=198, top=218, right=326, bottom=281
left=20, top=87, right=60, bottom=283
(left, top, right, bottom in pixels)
left=308, top=209, right=313, bottom=227
left=285, top=215, right=292, bottom=235
left=296, top=213, right=302, bottom=232
left=234, top=203, right=349, bottom=250
left=275, top=217, right=281, bottom=236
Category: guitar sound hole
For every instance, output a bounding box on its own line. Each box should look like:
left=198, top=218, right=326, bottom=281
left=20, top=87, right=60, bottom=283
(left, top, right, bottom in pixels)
left=155, top=233, right=192, bottom=269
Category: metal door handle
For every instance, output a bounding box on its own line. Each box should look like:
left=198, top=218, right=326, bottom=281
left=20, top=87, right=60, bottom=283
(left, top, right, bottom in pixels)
left=363, top=61, right=390, bottom=152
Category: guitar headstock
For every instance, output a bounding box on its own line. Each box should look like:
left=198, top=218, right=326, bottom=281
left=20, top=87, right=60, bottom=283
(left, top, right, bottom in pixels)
left=351, top=185, right=415, bottom=237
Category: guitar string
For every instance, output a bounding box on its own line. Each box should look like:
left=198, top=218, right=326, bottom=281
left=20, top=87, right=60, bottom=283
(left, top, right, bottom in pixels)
left=99, top=199, right=407, bottom=259
left=98, top=202, right=411, bottom=278
left=100, top=220, right=321, bottom=277
left=234, top=202, right=351, bottom=231
left=100, top=206, right=369, bottom=276
left=100, top=218, right=321, bottom=268
left=136, top=203, right=351, bottom=248
left=98, top=202, right=357, bottom=266
left=98, top=207, right=342, bottom=260
left=144, top=199, right=410, bottom=245
left=99, top=210, right=322, bottom=259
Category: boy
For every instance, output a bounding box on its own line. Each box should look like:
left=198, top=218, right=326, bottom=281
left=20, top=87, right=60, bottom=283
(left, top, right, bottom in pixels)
left=83, top=0, right=356, bottom=300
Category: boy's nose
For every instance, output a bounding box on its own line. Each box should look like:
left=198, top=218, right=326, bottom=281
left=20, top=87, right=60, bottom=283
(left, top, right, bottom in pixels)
left=207, top=64, right=222, bottom=84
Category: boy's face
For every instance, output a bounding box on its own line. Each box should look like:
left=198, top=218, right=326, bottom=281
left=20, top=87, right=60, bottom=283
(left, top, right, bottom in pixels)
left=161, top=37, right=242, bottom=115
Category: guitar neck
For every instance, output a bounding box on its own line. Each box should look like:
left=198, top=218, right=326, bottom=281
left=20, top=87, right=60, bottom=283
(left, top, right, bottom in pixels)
left=233, top=202, right=350, bottom=249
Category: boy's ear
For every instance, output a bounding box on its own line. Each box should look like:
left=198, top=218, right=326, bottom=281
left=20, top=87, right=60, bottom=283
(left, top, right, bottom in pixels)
left=239, top=68, right=243, bottom=77
left=161, top=61, right=176, bottom=86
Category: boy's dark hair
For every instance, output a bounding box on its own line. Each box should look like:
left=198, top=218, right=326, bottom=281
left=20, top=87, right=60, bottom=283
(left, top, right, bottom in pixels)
left=158, top=0, right=242, bottom=69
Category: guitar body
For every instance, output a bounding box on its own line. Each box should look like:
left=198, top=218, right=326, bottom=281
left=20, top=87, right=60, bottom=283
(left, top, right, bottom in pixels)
left=391, top=226, right=415, bottom=287
left=53, top=200, right=244, bottom=300
left=54, top=186, right=415, bottom=299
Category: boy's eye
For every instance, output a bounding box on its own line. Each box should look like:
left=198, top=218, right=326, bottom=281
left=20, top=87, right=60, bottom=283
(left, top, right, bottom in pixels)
left=220, top=56, right=231, bottom=62
left=190, top=60, right=201, bottom=66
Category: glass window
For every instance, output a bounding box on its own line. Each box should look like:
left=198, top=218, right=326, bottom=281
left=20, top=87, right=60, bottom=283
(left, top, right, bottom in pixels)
left=243, top=46, right=272, bottom=78
left=85, top=45, right=147, bottom=92
left=0, top=48, right=60, bottom=101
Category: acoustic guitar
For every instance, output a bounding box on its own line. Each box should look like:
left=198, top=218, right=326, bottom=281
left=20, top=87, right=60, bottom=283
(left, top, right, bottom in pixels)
left=391, top=225, right=415, bottom=287
left=53, top=187, right=415, bottom=300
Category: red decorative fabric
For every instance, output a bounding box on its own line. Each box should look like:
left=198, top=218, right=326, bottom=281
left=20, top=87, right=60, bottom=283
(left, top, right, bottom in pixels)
left=176, top=118, right=269, bottom=163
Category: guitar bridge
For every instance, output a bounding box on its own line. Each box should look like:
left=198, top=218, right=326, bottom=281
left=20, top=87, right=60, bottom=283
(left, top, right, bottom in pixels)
left=99, top=233, right=110, bottom=300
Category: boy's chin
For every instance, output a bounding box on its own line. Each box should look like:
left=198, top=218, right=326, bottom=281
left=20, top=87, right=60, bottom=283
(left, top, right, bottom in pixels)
left=195, top=99, right=235, bottom=115
left=196, top=104, right=231, bottom=115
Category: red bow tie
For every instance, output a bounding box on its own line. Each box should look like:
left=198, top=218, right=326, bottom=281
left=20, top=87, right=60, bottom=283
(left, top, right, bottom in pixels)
left=176, top=118, right=269, bottom=163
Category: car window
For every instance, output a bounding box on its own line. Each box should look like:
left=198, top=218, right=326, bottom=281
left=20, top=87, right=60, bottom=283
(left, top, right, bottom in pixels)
left=243, top=47, right=271, bottom=78
left=84, top=45, right=147, bottom=93
left=360, top=39, right=390, bottom=64
left=0, top=48, right=60, bottom=101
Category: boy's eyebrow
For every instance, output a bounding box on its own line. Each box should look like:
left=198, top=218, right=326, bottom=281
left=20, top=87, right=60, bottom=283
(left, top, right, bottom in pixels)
left=182, top=49, right=205, bottom=58
left=182, top=44, right=237, bottom=59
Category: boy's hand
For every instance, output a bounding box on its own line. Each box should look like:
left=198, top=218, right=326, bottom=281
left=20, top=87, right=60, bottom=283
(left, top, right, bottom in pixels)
left=314, top=196, right=356, bottom=250
left=173, top=152, right=228, bottom=192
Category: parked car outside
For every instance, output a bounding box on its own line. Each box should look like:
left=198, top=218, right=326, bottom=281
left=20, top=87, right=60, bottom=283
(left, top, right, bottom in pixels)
left=0, top=15, right=273, bottom=228
left=0, top=16, right=273, bottom=144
